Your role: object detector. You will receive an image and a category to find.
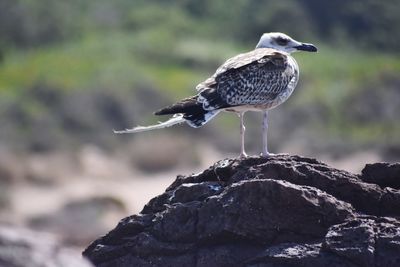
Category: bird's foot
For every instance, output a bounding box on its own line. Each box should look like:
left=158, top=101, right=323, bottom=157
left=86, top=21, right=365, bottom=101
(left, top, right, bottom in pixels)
left=260, top=152, right=289, bottom=158
left=239, top=152, right=248, bottom=159
left=260, top=152, right=275, bottom=158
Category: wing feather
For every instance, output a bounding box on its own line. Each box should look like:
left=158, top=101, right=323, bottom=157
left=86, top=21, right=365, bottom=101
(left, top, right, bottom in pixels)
left=196, top=48, right=295, bottom=109
left=196, top=48, right=287, bottom=91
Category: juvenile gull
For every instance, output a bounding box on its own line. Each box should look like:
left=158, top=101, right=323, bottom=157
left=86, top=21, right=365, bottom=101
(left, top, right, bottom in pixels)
left=115, top=32, right=317, bottom=157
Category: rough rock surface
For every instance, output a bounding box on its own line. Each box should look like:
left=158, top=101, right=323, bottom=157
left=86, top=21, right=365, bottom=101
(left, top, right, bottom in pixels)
left=361, top=162, right=400, bottom=189
left=83, top=155, right=400, bottom=267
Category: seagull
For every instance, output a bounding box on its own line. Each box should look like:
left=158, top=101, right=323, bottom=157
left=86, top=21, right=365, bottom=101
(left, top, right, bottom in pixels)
left=115, top=32, right=317, bottom=157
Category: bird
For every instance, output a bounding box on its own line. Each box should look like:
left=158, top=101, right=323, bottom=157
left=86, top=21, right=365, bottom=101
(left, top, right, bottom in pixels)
left=114, top=32, right=317, bottom=157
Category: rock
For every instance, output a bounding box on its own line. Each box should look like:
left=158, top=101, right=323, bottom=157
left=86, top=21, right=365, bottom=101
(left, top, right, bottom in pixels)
left=323, top=216, right=400, bottom=267
left=0, top=225, right=92, bottom=267
left=360, top=162, right=400, bottom=189
left=248, top=242, right=358, bottom=267
left=195, top=180, right=353, bottom=244
left=24, top=152, right=79, bottom=186
left=29, top=196, right=126, bottom=246
left=323, top=217, right=375, bottom=267
left=82, top=155, right=400, bottom=267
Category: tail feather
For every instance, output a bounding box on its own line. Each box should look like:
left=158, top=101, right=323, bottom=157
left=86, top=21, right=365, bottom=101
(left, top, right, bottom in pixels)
left=154, top=96, right=201, bottom=116
left=186, top=110, right=220, bottom=128
left=113, top=114, right=185, bottom=134
left=115, top=96, right=221, bottom=134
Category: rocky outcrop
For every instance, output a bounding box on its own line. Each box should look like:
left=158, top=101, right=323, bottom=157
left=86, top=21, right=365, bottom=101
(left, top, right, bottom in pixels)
left=83, top=155, right=400, bottom=267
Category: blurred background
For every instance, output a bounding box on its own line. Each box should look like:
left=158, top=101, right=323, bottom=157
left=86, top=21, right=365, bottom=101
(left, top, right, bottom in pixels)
left=0, top=0, right=399, bottom=256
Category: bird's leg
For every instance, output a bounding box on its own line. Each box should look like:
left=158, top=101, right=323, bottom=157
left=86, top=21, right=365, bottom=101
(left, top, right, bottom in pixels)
left=261, top=110, right=273, bottom=157
left=261, top=111, right=288, bottom=157
left=239, top=112, right=247, bottom=158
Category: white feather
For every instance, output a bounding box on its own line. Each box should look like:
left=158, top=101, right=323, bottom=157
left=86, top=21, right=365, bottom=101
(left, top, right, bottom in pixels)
left=113, top=114, right=185, bottom=134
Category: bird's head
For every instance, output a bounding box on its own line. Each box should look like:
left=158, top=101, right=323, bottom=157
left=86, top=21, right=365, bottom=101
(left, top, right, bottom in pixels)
left=256, top=32, right=317, bottom=54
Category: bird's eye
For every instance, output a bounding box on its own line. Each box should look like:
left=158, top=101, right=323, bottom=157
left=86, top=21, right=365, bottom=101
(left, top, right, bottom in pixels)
left=276, top=37, right=289, bottom=46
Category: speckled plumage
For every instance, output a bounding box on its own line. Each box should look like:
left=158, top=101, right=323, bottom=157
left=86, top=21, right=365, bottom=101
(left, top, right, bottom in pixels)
left=197, top=48, right=299, bottom=113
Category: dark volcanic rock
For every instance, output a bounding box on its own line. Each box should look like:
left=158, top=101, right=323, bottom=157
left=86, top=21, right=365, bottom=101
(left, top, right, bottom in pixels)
left=323, top=216, right=400, bottom=267
left=195, top=180, right=353, bottom=244
left=361, top=162, right=400, bottom=189
left=83, top=155, right=400, bottom=267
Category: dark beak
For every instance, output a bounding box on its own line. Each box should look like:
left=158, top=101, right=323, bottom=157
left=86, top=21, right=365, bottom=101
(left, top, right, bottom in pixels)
left=295, top=43, right=318, bottom=52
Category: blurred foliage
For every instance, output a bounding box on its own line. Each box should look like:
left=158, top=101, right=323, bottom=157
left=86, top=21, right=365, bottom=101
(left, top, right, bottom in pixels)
left=1, top=0, right=400, bottom=51
left=0, top=0, right=399, bottom=156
